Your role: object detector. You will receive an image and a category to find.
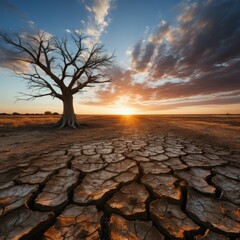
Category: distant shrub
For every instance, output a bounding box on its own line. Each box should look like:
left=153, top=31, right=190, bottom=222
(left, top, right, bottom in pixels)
left=44, top=111, right=52, bottom=115
left=0, top=113, right=8, bottom=115
left=53, top=112, right=59, bottom=115
left=12, top=112, right=21, bottom=115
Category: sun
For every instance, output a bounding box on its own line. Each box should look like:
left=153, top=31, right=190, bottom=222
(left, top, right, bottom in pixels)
left=114, top=106, right=135, bottom=115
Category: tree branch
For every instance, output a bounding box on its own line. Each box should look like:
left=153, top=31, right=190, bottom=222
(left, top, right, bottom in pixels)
left=16, top=92, right=54, bottom=101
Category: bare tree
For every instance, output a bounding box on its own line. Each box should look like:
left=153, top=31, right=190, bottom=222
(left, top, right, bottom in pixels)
left=0, top=30, right=114, bottom=128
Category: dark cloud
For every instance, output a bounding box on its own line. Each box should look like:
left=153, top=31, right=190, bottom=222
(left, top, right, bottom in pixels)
left=141, top=95, right=240, bottom=112
left=133, top=42, right=156, bottom=72
left=134, top=0, right=240, bottom=81
left=151, top=61, right=240, bottom=100
left=149, top=21, right=169, bottom=44
left=0, top=45, right=29, bottom=72
left=174, top=0, right=240, bottom=71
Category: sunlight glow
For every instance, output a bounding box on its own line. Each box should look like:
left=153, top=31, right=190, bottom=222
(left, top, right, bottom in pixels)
left=113, top=106, right=135, bottom=115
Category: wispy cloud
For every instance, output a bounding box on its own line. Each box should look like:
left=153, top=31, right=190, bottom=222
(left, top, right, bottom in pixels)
left=81, top=0, right=112, bottom=47
left=91, top=0, right=111, bottom=26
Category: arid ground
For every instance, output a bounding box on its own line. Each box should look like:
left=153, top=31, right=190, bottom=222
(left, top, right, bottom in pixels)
left=0, top=115, right=239, bottom=239
left=1, top=114, right=240, bottom=158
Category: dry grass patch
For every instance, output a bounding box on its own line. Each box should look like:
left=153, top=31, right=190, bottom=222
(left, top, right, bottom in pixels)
left=0, top=115, right=60, bottom=128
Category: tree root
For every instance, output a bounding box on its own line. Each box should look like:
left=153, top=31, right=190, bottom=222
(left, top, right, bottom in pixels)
left=47, top=115, right=86, bottom=129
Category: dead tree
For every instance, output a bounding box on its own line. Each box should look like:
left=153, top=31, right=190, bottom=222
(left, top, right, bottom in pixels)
left=0, top=30, right=114, bottom=128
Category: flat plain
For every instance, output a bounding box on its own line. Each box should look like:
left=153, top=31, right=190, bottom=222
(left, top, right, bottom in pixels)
left=0, top=115, right=239, bottom=239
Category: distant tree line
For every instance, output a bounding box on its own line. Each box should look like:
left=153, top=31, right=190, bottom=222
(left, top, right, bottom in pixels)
left=0, top=112, right=59, bottom=115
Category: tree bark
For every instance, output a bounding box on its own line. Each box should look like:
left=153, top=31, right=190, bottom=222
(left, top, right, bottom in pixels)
left=55, top=95, right=80, bottom=128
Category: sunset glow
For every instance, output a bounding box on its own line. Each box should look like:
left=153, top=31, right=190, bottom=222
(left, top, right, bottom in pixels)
left=113, top=106, right=136, bottom=116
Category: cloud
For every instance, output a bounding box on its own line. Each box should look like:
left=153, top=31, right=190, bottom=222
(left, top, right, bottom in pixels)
left=139, top=94, right=240, bottom=112
left=84, top=0, right=240, bottom=111
left=81, top=0, right=112, bottom=47
left=149, top=20, right=170, bottom=44
left=0, top=30, right=53, bottom=72
left=81, top=65, right=137, bottom=105
left=83, top=65, right=240, bottom=111
left=132, top=0, right=240, bottom=80
left=85, top=5, right=93, bottom=13
left=28, top=20, right=35, bottom=29
left=91, top=0, right=111, bottom=26
left=0, top=45, right=30, bottom=72
left=131, top=41, right=156, bottom=72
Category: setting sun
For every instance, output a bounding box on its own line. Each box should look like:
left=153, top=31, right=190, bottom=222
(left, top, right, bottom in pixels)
left=114, top=106, right=135, bottom=115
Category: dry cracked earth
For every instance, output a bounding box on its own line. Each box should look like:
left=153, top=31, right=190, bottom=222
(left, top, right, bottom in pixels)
left=0, top=133, right=240, bottom=240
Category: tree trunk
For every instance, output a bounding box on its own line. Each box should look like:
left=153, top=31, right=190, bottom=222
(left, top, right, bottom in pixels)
left=55, top=95, right=80, bottom=128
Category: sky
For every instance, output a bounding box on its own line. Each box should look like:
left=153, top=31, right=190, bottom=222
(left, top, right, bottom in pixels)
left=0, top=0, right=240, bottom=115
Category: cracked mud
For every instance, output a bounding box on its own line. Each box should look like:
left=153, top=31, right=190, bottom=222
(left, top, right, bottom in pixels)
left=0, top=133, right=240, bottom=239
